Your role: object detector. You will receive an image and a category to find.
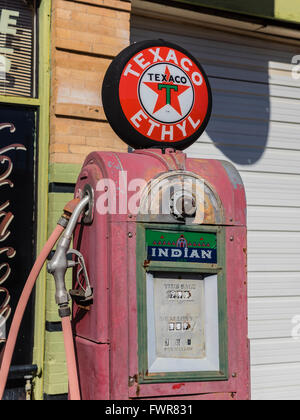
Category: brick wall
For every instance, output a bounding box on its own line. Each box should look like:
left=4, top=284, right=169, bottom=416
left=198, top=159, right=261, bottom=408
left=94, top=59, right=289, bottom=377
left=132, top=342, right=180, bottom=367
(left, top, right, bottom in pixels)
left=50, top=0, right=131, bottom=165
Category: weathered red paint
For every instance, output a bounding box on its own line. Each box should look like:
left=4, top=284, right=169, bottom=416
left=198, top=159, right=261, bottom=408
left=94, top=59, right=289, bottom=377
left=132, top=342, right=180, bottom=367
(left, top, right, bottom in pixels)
left=143, top=392, right=237, bottom=400
left=172, top=383, right=185, bottom=390
left=73, top=148, right=249, bottom=400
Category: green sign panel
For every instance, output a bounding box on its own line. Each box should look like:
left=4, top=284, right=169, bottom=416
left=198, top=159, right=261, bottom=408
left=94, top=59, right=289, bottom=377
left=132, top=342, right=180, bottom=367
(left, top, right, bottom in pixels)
left=146, top=230, right=217, bottom=264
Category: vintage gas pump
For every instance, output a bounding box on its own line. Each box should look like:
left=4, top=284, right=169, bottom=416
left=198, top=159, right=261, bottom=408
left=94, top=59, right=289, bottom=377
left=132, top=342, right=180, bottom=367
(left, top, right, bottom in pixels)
left=71, top=40, right=250, bottom=400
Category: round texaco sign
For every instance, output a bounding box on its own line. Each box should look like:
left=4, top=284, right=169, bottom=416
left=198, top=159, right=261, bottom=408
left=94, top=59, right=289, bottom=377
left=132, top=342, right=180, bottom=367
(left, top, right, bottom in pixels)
left=102, top=40, right=212, bottom=150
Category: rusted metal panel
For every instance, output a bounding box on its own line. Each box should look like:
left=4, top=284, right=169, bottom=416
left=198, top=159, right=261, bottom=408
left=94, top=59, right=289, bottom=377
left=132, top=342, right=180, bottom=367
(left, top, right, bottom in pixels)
left=73, top=148, right=249, bottom=400
left=225, top=227, right=250, bottom=401
left=75, top=337, right=109, bottom=401
left=109, top=220, right=131, bottom=400
left=127, top=227, right=249, bottom=400
left=73, top=162, right=110, bottom=344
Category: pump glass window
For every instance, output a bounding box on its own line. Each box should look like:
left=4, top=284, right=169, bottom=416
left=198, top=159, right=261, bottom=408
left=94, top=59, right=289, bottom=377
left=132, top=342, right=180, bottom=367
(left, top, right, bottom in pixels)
left=146, top=272, right=220, bottom=373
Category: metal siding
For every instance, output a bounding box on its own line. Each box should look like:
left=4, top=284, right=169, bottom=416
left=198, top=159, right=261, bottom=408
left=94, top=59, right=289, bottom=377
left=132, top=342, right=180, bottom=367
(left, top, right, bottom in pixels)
left=196, top=120, right=300, bottom=150
left=248, top=272, right=300, bottom=297
left=131, top=15, right=300, bottom=400
left=189, top=144, right=300, bottom=174
left=251, top=338, right=300, bottom=364
left=248, top=297, right=300, bottom=338
left=251, top=363, right=300, bottom=400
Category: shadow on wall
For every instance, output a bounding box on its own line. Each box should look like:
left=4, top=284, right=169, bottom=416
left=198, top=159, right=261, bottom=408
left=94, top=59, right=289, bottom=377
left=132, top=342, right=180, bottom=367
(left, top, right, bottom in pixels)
left=202, top=55, right=271, bottom=165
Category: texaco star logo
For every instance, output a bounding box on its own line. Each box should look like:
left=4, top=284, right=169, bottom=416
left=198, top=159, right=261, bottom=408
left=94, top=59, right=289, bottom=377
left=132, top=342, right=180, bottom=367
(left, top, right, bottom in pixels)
left=139, top=63, right=194, bottom=124
left=103, top=41, right=212, bottom=149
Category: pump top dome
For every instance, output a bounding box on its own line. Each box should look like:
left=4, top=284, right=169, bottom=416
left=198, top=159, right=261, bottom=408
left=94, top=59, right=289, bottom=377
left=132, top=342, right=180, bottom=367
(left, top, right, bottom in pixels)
left=102, top=39, right=212, bottom=151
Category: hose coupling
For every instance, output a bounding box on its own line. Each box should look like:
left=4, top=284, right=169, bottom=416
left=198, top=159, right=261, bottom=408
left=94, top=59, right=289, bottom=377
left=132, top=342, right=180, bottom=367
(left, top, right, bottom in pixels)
left=58, top=304, right=71, bottom=319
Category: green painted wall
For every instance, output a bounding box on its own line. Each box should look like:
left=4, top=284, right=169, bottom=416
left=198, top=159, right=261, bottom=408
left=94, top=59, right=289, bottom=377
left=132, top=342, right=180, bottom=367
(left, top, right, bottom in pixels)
left=275, top=0, right=300, bottom=23
left=43, top=163, right=80, bottom=397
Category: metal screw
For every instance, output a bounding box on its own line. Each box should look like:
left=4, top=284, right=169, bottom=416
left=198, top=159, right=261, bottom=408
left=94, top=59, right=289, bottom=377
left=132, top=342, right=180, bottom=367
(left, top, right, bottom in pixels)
left=128, top=376, right=135, bottom=387
left=24, top=375, right=33, bottom=401
left=232, top=372, right=237, bottom=378
left=230, top=236, right=234, bottom=241
left=128, top=232, right=133, bottom=238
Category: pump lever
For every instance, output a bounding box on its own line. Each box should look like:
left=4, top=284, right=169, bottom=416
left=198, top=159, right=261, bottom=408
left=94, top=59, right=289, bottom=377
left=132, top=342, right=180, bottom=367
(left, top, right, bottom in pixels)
left=68, top=249, right=93, bottom=308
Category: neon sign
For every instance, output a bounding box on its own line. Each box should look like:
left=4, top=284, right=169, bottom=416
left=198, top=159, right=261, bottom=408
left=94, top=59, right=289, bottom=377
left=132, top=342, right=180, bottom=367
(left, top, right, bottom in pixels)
left=0, top=123, right=26, bottom=343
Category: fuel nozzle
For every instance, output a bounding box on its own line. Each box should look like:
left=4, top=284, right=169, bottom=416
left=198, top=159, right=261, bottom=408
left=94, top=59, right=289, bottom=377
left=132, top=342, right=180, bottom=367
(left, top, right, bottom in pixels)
left=47, top=233, right=73, bottom=307
left=47, top=192, right=92, bottom=316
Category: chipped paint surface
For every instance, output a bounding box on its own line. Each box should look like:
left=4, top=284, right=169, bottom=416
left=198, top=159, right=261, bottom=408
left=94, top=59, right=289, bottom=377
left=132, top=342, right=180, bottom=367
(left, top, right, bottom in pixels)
left=220, top=161, right=244, bottom=190
left=73, top=148, right=249, bottom=400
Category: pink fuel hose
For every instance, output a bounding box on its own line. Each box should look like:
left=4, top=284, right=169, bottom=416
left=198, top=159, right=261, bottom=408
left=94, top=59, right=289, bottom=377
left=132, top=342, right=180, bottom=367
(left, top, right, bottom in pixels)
left=61, top=316, right=81, bottom=400
left=0, top=224, right=65, bottom=400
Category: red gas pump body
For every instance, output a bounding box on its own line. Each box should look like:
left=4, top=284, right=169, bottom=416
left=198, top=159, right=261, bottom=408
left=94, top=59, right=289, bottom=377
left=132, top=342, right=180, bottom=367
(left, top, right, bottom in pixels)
left=73, top=148, right=249, bottom=400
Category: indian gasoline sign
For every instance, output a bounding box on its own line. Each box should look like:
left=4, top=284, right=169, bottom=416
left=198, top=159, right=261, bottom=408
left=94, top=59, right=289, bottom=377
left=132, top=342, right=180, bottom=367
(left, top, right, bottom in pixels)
left=146, top=230, right=217, bottom=264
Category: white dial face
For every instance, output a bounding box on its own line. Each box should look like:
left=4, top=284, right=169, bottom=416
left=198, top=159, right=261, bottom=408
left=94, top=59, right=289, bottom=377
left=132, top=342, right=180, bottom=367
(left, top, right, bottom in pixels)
left=138, top=63, right=194, bottom=124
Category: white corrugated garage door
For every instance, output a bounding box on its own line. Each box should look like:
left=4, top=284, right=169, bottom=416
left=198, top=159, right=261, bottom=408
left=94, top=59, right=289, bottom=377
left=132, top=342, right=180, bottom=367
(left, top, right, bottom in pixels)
left=131, top=11, right=300, bottom=400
